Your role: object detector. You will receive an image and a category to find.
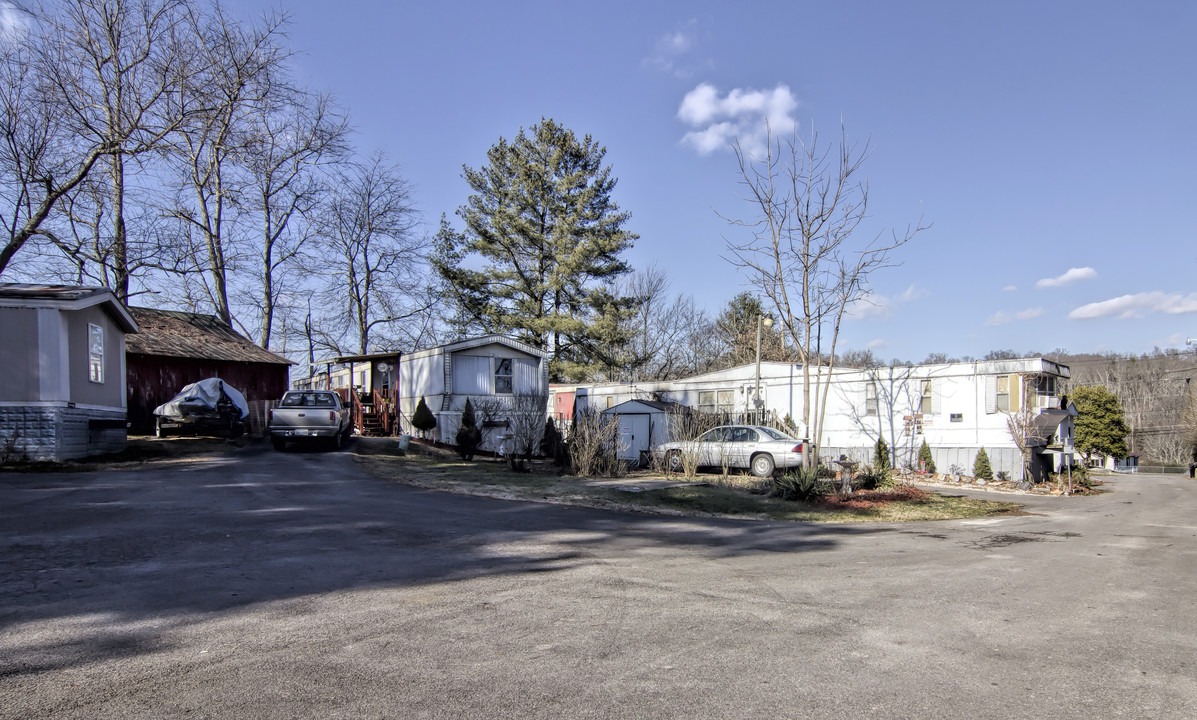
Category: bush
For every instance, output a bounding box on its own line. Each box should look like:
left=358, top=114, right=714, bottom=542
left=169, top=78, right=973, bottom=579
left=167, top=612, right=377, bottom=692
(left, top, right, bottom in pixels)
left=412, top=397, right=437, bottom=436
left=974, top=447, right=994, bottom=480
left=918, top=439, right=936, bottom=473
left=853, top=465, right=891, bottom=491
left=568, top=411, right=625, bottom=478
left=455, top=399, right=482, bottom=461
left=874, top=438, right=891, bottom=473
left=540, top=417, right=566, bottom=466
left=770, top=469, right=831, bottom=502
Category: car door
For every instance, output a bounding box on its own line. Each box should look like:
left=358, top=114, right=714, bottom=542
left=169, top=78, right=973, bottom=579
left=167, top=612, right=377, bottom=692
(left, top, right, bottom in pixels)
left=697, top=427, right=727, bottom=467
left=727, top=426, right=759, bottom=468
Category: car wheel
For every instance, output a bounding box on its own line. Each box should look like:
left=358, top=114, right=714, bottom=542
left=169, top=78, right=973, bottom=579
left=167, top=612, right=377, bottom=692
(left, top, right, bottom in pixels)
left=751, top=453, right=776, bottom=477
left=271, top=437, right=286, bottom=452
left=667, top=450, right=683, bottom=473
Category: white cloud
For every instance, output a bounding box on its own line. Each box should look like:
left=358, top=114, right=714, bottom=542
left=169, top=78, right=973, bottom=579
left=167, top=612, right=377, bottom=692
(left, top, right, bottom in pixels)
left=1036, top=267, right=1097, bottom=289
left=866, top=338, right=887, bottom=349
left=847, top=285, right=925, bottom=320
left=1003, top=285, right=1018, bottom=292
left=644, top=19, right=698, bottom=78
left=986, top=307, right=1044, bottom=326
left=1069, top=292, right=1197, bottom=320
left=677, top=83, right=798, bottom=157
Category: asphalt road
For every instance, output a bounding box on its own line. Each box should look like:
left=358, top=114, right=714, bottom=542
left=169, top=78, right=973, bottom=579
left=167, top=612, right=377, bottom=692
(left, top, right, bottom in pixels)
left=2, top=443, right=1195, bottom=719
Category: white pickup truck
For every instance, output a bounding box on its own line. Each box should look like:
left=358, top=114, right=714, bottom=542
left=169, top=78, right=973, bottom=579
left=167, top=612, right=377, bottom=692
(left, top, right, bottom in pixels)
left=268, top=390, right=353, bottom=451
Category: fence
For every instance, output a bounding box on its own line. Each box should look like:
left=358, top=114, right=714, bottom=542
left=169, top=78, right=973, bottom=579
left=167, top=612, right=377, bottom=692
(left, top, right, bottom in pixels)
left=245, top=400, right=277, bottom=438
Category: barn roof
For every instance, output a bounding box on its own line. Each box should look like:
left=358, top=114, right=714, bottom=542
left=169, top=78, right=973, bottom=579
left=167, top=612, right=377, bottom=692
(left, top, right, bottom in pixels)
left=126, top=307, right=293, bottom=365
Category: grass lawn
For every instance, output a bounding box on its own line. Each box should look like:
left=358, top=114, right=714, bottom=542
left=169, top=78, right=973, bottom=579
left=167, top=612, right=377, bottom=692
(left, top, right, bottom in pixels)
left=351, top=438, right=1022, bottom=524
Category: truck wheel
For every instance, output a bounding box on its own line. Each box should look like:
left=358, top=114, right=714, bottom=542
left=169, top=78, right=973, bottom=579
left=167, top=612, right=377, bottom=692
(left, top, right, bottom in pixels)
left=271, top=438, right=286, bottom=452
left=331, top=432, right=343, bottom=451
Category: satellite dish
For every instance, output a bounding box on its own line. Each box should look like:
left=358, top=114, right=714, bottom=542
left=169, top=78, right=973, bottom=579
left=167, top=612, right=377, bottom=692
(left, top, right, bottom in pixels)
left=377, top=362, right=390, bottom=372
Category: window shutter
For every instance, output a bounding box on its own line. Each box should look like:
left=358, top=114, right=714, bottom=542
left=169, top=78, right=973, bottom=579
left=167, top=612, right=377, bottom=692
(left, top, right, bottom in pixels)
left=985, top=376, right=997, bottom=414
left=931, top=385, right=940, bottom=415
left=1011, top=374, right=1022, bottom=412
left=453, top=355, right=491, bottom=394
left=514, top=358, right=540, bottom=394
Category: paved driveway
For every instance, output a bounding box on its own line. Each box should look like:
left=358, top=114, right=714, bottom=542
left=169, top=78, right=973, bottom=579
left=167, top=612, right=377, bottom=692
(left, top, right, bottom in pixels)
left=2, top=444, right=1195, bottom=719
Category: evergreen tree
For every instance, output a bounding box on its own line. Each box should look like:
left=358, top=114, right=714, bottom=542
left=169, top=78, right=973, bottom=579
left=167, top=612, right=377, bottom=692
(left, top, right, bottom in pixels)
left=874, top=437, right=891, bottom=473
left=974, top=447, right=993, bottom=480
left=433, top=118, right=638, bottom=381
left=412, top=397, right=437, bottom=437
left=541, top=417, right=564, bottom=465
left=1070, top=385, right=1130, bottom=463
left=455, top=398, right=482, bottom=460
left=918, top=439, right=936, bottom=473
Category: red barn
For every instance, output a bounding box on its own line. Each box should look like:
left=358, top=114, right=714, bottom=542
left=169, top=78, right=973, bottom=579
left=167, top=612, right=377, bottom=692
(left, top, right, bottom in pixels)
left=125, top=308, right=293, bottom=434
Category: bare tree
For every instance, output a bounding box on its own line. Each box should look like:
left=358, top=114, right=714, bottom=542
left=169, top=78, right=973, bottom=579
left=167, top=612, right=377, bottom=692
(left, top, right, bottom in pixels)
left=26, top=0, right=204, bottom=300
left=310, top=151, right=429, bottom=355
left=163, top=4, right=287, bottom=325
left=0, top=6, right=118, bottom=277
left=506, top=391, right=547, bottom=470
left=242, top=90, right=348, bottom=348
left=723, top=123, right=927, bottom=467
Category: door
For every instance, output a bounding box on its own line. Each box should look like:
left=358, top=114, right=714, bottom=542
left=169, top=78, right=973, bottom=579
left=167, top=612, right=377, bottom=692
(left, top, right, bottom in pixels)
left=616, top=414, right=651, bottom=463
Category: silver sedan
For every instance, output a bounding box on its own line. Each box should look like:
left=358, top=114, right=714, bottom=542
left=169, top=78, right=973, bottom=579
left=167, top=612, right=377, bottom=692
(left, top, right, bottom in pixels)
left=654, top=425, right=805, bottom=477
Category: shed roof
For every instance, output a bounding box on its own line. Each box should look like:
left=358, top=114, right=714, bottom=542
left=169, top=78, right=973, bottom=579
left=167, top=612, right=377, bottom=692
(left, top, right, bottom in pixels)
left=126, top=307, right=293, bottom=365
left=0, top=282, right=138, bottom=332
left=603, top=399, right=687, bottom=414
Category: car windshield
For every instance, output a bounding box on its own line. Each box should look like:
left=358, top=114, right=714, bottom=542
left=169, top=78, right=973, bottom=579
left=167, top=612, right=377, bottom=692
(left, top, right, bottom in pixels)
left=758, top=427, right=796, bottom=441
left=282, top=392, right=336, bottom=408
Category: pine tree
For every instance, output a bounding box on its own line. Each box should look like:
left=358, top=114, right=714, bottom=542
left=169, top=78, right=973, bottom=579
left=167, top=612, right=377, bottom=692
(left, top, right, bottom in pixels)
left=874, top=437, right=891, bottom=473
left=455, top=398, right=482, bottom=460
left=433, top=118, right=639, bottom=381
left=918, top=439, right=936, bottom=473
left=412, top=397, right=437, bottom=438
left=974, top=447, right=993, bottom=480
left=1070, top=385, right=1130, bottom=463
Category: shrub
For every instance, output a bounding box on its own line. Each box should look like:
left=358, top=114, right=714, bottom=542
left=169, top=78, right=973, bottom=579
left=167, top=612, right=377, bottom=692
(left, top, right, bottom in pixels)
left=918, top=439, right=936, bottom=473
left=853, top=465, right=889, bottom=491
left=568, top=411, right=625, bottom=478
left=770, top=469, right=830, bottom=503
left=974, top=447, right=994, bottom=480
left=541, top=417, right=566, bottom=466
left=412, top=397, right=437, bottom=437
left=455, top=398, right=482, bottom=461
left=874, top=437, right=891, bottom=473
left=996, top=470, right=1009, bottom=482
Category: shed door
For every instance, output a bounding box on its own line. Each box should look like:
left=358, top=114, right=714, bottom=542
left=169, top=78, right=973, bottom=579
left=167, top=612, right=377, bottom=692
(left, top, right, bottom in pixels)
left=616, top=414, right=652, bottom=462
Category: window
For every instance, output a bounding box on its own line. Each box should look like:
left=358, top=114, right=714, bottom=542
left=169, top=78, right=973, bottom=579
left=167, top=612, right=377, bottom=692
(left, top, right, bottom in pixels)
left=495, top=358, right=513, bottom=394
left=606, top=396, right=614, bottom=409
left=865, top=382, right=877, bottom=415
left=88, top=323, right=104, bottom=383
left=698, top=390, right=735, bottom=415
left=950, top=413, right=963, bottom=423
left=920, top=380, right=933, bottom=414
left=996, top=375, right=1010, bottom=412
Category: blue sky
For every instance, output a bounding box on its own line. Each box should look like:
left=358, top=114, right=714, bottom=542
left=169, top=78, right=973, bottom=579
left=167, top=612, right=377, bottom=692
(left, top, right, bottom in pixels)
left=276, top=0, right=1196, bottom=361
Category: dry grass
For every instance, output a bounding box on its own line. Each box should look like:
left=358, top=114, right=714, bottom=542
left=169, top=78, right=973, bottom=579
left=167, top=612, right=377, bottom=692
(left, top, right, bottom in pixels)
left=351, top=438, right=1022, bottom=523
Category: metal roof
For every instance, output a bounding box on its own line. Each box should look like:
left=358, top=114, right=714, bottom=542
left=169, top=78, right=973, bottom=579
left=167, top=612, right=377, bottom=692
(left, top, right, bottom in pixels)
left=0, top=283, right=138, bottom=332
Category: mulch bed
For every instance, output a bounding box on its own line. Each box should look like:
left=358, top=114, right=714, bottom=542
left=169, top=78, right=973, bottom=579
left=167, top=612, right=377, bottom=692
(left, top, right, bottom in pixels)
left=817, top=485, right=930, bottom=510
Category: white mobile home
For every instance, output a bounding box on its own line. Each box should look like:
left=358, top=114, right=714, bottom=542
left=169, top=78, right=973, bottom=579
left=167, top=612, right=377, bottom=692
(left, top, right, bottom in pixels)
left=554, top=357, right=1072, bottom=480
left=298, top=336, right=549, bottom=448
